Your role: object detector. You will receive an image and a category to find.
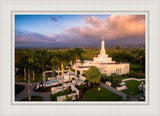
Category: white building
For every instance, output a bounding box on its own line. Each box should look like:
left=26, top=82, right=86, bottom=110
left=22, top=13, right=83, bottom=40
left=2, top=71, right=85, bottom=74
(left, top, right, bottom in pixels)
left=72, top=38, right=130, bottom=76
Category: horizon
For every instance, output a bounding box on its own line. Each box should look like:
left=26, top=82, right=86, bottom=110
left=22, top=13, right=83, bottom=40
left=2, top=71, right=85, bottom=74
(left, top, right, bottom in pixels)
left=15, top=14, right=145, bottom=48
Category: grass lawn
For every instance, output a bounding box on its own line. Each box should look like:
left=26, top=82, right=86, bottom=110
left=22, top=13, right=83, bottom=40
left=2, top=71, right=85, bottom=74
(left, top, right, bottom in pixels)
left=82, top=87, right=122, bottom=101
left=21, top=96, right=42, bottom=101
left=122, top=80, right=144, bottom=95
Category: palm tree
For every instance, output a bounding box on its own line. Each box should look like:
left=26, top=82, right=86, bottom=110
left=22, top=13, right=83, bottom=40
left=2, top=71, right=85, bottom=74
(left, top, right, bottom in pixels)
left=71, top=48, right=84, bottom=84
left=52, top=51, right=61, bottom=86
left=50, top=52, right=59, bottom=79
left=16, top=50, right=30, bottom=81
left=58, top=51, right=68, bottom=91
left=58, top=67, right=60, bottom=85
left=27, top=56, right=33, bottom=101
left=64, top=49, right=73, bottom=83
left=36, top=50, right=49, bottom=89
left=31, top=52, right=36, bottom=81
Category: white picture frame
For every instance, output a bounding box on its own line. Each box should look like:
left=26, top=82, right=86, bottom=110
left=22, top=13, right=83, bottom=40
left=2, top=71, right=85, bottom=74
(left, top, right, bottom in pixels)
left=0, top=0, right=160, bottom=116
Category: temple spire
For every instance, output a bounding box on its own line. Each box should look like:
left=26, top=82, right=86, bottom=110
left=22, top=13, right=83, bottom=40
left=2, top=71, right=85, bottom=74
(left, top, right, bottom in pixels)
left=102, top=36, right=104, bottom=41
left=100, top=36, right=106, bottom=56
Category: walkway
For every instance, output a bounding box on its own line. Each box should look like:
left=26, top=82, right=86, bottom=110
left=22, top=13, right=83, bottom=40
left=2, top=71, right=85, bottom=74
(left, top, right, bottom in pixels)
left=122, top=78, right=145, bottom=82
left=100, top=82, right=127, bottom=101
left=15, top=82, right=51, bottom=101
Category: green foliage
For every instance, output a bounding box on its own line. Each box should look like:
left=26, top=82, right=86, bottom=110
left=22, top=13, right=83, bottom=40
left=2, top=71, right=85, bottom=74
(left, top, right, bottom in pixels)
left=71, top=77, right=75, bottom=80
left=84, top=79, right=89, bottom=82
left=82, top=87, right=122, bottom=101
left=63, top=95, right=73, bottom=101
left=50, top=88, right=76, bottom=101
left=85, top=66, right=101, bottom=84
left=112, top=78, right=121, bottom=88
left=15, top=47, right=145, bottom=83
left=115, top=45, right=120, bottom=50
left=78, top=83, right=87, bottom=91
left=122, top=80, right=144, bottom=95
left=130, top=64, right=145, bottom=74
left=65, top=86, right=72, bottom=94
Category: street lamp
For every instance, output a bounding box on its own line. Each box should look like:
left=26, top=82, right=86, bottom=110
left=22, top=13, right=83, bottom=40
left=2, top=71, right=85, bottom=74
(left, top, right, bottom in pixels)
left=98, top=87, right=101, bottom=101
left=30, top=83, right=32, bottom=98
left=28, top=83, right=32, bottom=101
left=141, top=82, right=144, bottom=97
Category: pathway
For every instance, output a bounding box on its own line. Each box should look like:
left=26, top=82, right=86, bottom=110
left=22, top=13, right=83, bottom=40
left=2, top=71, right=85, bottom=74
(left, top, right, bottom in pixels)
left=15, top=82, right=51, bottom=101
left=122, top=78, right=145, bottom=82
left=100, top=82, right=127, bottom=101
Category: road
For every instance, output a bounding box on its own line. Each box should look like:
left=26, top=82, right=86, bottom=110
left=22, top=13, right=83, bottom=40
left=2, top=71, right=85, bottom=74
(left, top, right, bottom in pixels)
left=15, top=82, right=51, bottom=101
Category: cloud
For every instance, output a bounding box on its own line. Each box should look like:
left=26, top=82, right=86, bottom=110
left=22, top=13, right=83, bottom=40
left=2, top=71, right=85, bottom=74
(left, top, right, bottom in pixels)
left=15, top=31, right=58, bottom=43
left=50, top=16, right=57, bottom=22
left=80, top=15, right=145, bottom=40
left=15, top=15, right=145, bottom=48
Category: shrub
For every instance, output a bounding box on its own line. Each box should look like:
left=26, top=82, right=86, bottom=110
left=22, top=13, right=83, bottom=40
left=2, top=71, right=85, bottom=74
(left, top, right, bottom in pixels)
left=65, top=86, right=72, bottom=94
left=63, top=95, right=73, bottom=101
left=71, top=77, right=75, bottom=80
left=84, top=79, right=89, bottom=83
left=111, top=78, right=121, bottom=88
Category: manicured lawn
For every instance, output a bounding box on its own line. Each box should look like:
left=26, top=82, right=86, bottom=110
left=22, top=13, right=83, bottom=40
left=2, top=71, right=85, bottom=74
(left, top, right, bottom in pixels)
left=82, top=87, right=122, bottom=101
left=21, top=96, right=42, bottom=101
left=122, top=80, right=144, bottom=95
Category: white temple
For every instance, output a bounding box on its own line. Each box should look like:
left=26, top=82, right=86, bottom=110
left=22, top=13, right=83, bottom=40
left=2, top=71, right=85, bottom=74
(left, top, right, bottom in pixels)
left=72, top=37, right=130, bottom=76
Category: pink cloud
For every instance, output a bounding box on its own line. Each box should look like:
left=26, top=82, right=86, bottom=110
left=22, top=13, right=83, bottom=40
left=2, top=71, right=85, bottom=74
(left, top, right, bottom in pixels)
left=16, top=15, right=145, bottom=48
left=79, top=15, right=145, bottom=40
left=49, top=15, right=145, bottom=45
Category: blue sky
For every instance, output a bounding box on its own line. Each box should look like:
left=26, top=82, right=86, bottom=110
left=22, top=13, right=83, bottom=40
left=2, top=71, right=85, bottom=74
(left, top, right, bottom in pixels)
left=15, top=14, right=145, bottom=48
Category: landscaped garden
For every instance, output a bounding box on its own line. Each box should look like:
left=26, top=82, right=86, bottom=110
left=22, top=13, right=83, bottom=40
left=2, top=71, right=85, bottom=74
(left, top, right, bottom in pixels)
left=50, top=86, right=76, bottom=101
left=121, top=80, right=144, bottom=95
left=82, top=87, right=122, bottom=101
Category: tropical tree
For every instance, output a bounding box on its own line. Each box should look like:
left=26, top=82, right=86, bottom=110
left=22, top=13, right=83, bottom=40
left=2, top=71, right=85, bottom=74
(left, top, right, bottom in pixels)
left=50, top=51, right=59, bottom=78
left=115, top=45, right=120, bottom=50
left=27, top=56, right=33, bottom=101
left=71, top=48, right=84, bottom=84
left=16, top=50, right=30, bottom=80
left=36, top=50, right=49, bottom=89
left=64, top=49, right=74, bottom=83
left=31, top=51, right=40, bottom=81
left=58, top=51, right=67, bottom=91
left=85, top=66, right=101, bottom=86
left=54, top=51, right=62, bottom=86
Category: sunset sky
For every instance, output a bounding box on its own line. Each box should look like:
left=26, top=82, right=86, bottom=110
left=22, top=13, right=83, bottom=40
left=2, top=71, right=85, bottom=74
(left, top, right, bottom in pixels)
left=15, top=14, right=145, bottom=48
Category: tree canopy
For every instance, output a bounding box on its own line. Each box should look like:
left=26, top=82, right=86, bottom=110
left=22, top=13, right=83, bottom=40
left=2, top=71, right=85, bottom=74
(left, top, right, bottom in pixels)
left=85, top=66, right=101, bottom=84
